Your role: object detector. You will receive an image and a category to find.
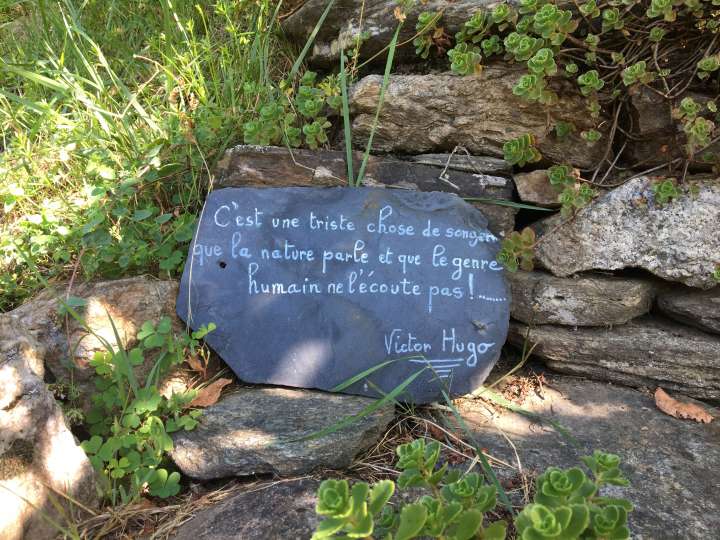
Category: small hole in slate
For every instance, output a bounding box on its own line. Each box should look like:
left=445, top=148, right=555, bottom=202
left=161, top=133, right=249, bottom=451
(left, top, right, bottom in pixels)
left=218, top=261, right=227, bottom=269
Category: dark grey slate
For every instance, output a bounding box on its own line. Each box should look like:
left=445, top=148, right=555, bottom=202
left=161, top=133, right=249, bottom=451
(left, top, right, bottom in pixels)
left=177, top=187, right=509, bottom=403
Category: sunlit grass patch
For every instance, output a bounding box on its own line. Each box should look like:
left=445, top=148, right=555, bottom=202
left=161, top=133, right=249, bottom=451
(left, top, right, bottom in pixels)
left=0, top=0, right=292, bottom=310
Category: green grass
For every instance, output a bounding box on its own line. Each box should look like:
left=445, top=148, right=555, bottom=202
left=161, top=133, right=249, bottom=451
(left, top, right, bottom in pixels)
left=0, top=0, right=292, bottom=310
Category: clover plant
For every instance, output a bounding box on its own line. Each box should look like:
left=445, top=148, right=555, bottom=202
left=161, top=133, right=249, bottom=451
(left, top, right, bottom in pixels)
left=80, top=317, right=215, bottom=505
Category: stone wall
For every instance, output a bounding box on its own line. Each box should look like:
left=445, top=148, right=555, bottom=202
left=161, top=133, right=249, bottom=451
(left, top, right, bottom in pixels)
left=279, top=1, right=720, bottom=403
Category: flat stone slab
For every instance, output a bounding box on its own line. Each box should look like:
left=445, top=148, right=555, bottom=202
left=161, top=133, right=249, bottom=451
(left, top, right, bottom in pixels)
left=178, top=187, right=509, bottom=403
left=172, top=478, right=320, bottom=540
left=350, top=70, right=607, bottom=169
left=658, top=286, right=720, bottom=335
left=216, top=145, right=516, bottom=235
left=508, top=316, right=720, bottom=401
left=170, top=387, right=393, bottom=480
left=534, top=176, right=720, bottom=289
left=507, top=271, right=655, bottom=326
left=456, top=374, right=720, bottom=540
left=282, top=0, right=500, bottom=67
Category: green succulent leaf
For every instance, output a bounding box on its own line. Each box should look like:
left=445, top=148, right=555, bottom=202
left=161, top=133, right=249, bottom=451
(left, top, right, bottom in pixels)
left=697, top=55, right=720, bottom=80
left=448, top=509, right=483, bottom=540
left=395, top=503, right=428, bottom=540
left=579, top=0, right=600, bottom=18
left=311, top=517, right=346, bottom=540
left=483, top=520, right=508, bottom=540
left=649, top=27, right=666, bottom=43
left=622, top=61, right=655, bottom=86
left=516, top=503, right=589, bottom=540
left=589, top=505, right=629, bottom=538
left=601, top=8, right=623, bottom=32
left=368, top=480, right=395, bottom=515
left=527, top=48, right=557, bottom=76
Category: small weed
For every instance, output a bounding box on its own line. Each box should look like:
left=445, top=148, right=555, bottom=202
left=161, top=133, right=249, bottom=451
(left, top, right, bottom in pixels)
left=48, top=380, right=84, bottom=427
left=497, top=228, right=536, bottom=273
left=0, top=0, right=285, bottom=310
left=79, top=316, right=215, bottom=506
left=503, top=134, right=542, bottom=167
left=651, top=178, right=680, bottom=206
left=547, top=165, right=597, bottom=217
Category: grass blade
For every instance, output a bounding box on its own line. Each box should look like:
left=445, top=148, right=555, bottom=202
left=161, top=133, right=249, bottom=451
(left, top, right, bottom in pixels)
left=332, top=355, right=424, bottom=392
left=295, top=367, right=427, bottom=442
left=464, top=197, right=556, bottom=211
left=1, top=62, right=68, bottom=93
left=440, top=390, right=515, bottom=515
left=288, top=0, right=336, bottom=81
left=355, top=22, right=402, bottom=186
left=339, top=49, right=354, bottom=185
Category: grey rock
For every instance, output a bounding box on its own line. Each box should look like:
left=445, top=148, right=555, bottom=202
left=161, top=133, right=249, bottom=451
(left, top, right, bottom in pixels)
left=350, top=70, right=607, bottom=169
left=0, top=277, right=186, bottom=413
left=0, top=330, right=98, bottom=540
left=508, top=316, right=720, bottom=401
left=513, top=170, right=560, bottom=208
left=534, top=176, right=720, bottom=289
left=216, top=145, right=516, bottom=235
left=282, top=0, right=504, bottom=67
left=658, top=286, right=720, bottom=335
left=508, top=271, right=655, bottom=326
left=172, top=478, right=320, bottom=540
left=627, top=87, right=720, bottom=170
left=456, top=373, right=720, bottom=540
left=171, top=387, right=394, bottom=480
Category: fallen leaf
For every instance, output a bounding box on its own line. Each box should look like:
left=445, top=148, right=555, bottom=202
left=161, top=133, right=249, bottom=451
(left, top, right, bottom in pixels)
left=190, top=378, right=232, bottom=408
left=654, top=388, right=714, bottom=423
left=186, top=353, right=207, bottom=379
left=427, top=422, right=447, bottom=442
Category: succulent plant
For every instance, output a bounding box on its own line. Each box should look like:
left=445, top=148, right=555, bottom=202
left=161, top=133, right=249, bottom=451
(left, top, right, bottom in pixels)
left=515, top=503, right=590, bottom=540
left=577, top=70, right=604, bottom=96
left=503, top=133, right=542, bottom=166
left=313, top=439, right=632, bottom=540
left=448, top=42, right=483, bottom=75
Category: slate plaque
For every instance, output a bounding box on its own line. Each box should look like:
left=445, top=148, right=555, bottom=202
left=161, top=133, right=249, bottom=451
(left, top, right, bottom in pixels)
left=177, top=187, right=510, bottom=403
